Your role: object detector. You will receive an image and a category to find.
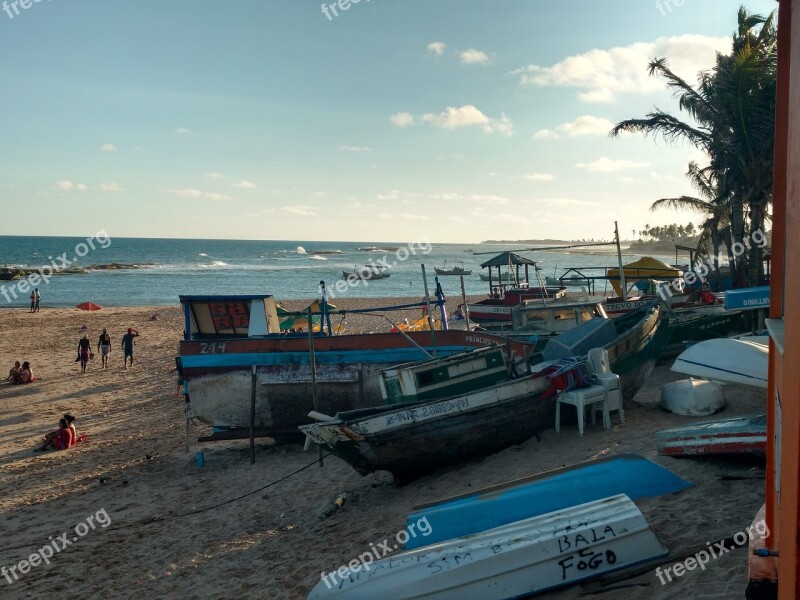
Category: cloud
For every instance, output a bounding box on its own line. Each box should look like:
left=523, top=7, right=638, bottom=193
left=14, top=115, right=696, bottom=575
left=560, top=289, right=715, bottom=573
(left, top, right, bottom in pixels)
left=416, top=105, right=513, bottom=136
left=100, top=143, right=117, bottom=153
left=427, top=41, right=446, bottom=56
left=513, top=34, right=729, bottom=103
left=232, top=180, right=256, bottom=189
left=390, top=112, right=415, bottom=127
left=206, top=172, right=225, bottom=180
left=521, top=173, right=555, bottom=182
left=281, top=206, right=318, bottom=217
left=53, top=181, right=88, bottom=191
left=459, top=49, right=490, bottom=65
left=167, top=188, right=231, bottom=200
left=338, top=145, right=372, bottom=152
left=576, top=157, right=650, bottom=173
left=534, top=115, right=614, bottom=140
left=430, top=192, right=510, bottom=205
left=618, top=176, right=637, bottom=184
left=175, top=128, right=191, bottom=135
left=100, top=182, right=125, bottom=192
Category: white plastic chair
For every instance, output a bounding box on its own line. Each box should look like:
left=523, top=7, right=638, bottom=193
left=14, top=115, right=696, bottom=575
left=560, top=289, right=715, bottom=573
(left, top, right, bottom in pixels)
left=555, top=382, right=609, bottom=436
left=587, top=348, right=624, bottom=425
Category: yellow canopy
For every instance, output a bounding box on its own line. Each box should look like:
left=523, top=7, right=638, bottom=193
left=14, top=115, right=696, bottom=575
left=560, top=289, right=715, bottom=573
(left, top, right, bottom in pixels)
left=606, top=257, right=681, bottom=297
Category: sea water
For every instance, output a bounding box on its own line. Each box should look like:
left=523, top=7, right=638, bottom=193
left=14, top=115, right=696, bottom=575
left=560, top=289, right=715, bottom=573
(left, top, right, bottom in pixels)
left=0, top=236, right=675, bottom=308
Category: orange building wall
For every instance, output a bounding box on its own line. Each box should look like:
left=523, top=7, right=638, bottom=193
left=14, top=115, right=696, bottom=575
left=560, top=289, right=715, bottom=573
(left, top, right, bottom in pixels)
left=770, top=0, right=800, bottom=597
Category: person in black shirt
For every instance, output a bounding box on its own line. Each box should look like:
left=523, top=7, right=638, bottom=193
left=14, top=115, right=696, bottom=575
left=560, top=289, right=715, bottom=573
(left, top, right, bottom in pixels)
left=77, top=334, right=92, bottom=374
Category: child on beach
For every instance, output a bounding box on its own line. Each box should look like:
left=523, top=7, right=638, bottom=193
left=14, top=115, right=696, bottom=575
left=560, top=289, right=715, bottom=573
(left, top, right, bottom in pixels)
left=36, top=418, right=73, bottom=451
left=29, top=291, right=36, bottom=313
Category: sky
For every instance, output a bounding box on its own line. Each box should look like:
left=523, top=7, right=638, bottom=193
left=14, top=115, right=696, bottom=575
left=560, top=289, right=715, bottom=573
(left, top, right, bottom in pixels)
left=0, top=0, right=778, bottom=243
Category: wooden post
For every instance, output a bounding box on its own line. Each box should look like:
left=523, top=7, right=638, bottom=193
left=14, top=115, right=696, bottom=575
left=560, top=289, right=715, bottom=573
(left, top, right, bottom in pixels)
left=460, top=275, right=471, bottom=329
left=421, top=264, right=437, bottom=353
left=184, top=394, right=190, bottom=453
left=615, top=221, right=628, bottom=301
left=308, top=306, right=323, bottom=467
left=250, top=365, right=256, bottom=464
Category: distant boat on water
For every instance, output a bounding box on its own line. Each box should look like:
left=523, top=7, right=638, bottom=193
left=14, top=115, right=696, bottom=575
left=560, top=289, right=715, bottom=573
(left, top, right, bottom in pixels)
left=434, top=261, right=472, bottom=276
left=342, top=265, right=391, bottom=280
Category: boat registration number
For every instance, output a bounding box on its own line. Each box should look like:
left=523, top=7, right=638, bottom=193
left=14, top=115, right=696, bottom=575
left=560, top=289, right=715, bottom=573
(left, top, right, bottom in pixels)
left=200, top=342, right=227, bottom=354
left=385, top=398, right=470, bottom=426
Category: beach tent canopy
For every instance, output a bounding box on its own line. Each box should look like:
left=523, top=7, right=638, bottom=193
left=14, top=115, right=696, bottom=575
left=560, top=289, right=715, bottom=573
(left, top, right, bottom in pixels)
left=279, top=299, right=337, bottom=331
left=606, top=257, right=681, bottom=297
left=76, top=302, right=102, bottom=311
left=480, top=252, right=538, bottom=269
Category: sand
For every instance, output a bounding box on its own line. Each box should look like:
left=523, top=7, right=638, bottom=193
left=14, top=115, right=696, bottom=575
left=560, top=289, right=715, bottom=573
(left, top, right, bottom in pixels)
left=0, top=300, right=767, bottom=599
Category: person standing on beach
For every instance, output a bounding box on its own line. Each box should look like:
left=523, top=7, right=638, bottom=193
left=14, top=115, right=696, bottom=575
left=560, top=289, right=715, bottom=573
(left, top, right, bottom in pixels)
left=29, top=291, right=36, bottom=313
left=121, top=328, right=139, bottom=369
left=34, top=288, right=41, bottom=312
left=77, top=334, right=92, bottom=373
left=97, top=328, right=111, bottom=369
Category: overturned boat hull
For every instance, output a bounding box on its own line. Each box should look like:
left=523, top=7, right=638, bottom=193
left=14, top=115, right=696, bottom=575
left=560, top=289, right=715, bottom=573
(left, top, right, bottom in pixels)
left=656, top=414, right=767, bottom=456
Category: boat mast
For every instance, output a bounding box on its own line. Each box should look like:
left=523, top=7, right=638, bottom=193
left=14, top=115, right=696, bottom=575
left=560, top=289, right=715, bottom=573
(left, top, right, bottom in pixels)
left=614, top=221, right=628, bottom=301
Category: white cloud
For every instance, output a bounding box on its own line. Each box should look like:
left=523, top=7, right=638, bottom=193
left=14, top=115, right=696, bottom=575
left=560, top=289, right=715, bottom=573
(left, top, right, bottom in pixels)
left=513, top=34, right=729, bottom=103
left=650, top=171, right=677, bottom=181
left=431, top=192, right=510, bottom=205
left=75, top=183, right=89, bottom=191
left=521, top=173, right=555, bottom=182
left=576, top=157, right=650, bottom=173
left=54, top=181, right=74, bottom=191
left=206, top=172, right=225, bottom=180
left=281, top=206, right=318, bottom=217
left=100, top=182, right=125, bottom=192
left=205, top=192, right=232, bottom=201
left=168, top=188, right=204, bottom=198
left=459, top=49, right=490, bottom=65
left=417, top=105, right=513, bottom=136
left=390, top=112, right=415, bottom=127
left=534, top=115, right=614, bottom=140
left=175, top=128, right=191, bottom=135
left=232, top=180, right=257, bottom=189
left=338, top=145, right=372, bottom=152
left=618, top=176, right=637, bottom=184
left=427, top=41, right=446, bottom=56
left=100, top=143, right=117, bottom=153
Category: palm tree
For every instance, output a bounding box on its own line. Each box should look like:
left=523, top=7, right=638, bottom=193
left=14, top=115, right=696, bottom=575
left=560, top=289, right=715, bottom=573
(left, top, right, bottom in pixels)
left=610, top=6, right=777, bottom=286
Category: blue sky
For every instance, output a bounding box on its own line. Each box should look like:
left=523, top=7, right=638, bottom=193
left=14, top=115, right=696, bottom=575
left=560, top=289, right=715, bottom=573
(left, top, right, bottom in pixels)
left=0, top=0, right=777, bottom=242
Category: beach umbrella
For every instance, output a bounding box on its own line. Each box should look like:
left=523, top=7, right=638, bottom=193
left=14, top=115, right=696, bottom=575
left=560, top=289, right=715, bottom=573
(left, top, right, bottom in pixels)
left=76, top=302, right=102, bottom=311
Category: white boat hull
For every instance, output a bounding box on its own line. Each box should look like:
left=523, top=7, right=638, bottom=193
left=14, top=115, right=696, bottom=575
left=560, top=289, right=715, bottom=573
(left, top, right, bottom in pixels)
left=671, top=338, right=768, bottom=388
left=306, top=494, right=667, bottom=599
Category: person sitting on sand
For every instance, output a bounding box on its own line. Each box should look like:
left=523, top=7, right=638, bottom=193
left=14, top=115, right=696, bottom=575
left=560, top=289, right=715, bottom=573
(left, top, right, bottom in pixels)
left=4, top=361, right=20, bottom=382
left=97, top=328, right=111, bottom=369
left=36, top=418, right=73, bottom=451
left=13, top=361, right=33, bottom=384
left=452, top=305, right=465, bottom=320
left=78, top=334, right=92, bottom=374
left=121, top=328, right=139, bottom=369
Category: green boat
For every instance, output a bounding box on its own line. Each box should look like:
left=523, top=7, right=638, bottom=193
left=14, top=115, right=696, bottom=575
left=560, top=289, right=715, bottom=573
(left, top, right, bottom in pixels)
left=668, top=309, right=745, bottom=346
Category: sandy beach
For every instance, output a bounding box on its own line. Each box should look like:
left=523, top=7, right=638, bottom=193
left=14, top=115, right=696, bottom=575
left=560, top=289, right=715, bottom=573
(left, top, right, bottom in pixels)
left=0, top=300, right=766, bottom=600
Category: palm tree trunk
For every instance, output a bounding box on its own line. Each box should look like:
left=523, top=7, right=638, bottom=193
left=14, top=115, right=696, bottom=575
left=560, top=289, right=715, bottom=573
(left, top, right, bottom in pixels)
left=748, top=203, right=765, bottom=286
left=730, top=193, right=747, bottom=286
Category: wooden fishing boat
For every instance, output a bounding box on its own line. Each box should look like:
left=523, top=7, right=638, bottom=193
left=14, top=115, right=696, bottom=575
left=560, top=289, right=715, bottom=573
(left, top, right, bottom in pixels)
left=671, top=337, right=768, bottom=388
left=467, top=286, right=567, bottom=324
left=434, top=261, right=472, bottom=276
left=656, top=414, right=767, bottom=456
left=300, top=302, right=668, bottom=482
left=306, top=494, right=668, bottom=600
left=404, top=453, right=691, bottom=550
left=178, top=295, right=533, bottom=434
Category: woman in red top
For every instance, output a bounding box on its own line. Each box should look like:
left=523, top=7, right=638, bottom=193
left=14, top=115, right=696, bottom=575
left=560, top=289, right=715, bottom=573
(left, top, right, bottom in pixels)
left=35, top=418, right=74, bottom=451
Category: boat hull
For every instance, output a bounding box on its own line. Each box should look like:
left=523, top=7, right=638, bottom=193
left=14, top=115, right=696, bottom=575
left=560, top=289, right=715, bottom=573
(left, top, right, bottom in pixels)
left=306, top=494, right=667, bottom=600
left=671, top=337, right=768, bottom=388
left=181, top=331, right=524, bottom=432
left=656, top=414, right=767, bottom=456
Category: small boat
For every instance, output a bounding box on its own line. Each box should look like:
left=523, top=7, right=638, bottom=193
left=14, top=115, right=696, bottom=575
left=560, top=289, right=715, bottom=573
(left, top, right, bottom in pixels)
left=545, top=275, right=590, bottom=287
left=301, top=302, right=668, bottom=482
left=656, top=414, right=767, bottom=456
left=433, top=261, right=472, bottom=276
left=479, top=272, right=516, bottom=282
left=379, top=345, right=512, bottom=405
left=467, top=286, right=567, bottom=324
left=671, top=338, right=768, bottom=388
left=306, top=494, right=668, bottom=600
left=404, top=453, right=691, bottom=549
left=342, top=265, right=390, bottom=280
left=509, top=296, right=608, bottom=336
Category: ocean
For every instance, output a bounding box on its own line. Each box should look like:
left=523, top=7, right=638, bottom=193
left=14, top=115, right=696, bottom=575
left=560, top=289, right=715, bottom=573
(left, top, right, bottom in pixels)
left=0, top=235, right=677, bottom=308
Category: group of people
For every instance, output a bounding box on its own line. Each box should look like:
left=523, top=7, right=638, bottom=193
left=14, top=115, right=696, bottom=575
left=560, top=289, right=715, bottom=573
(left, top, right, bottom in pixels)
left=78, top=328, right=139, bottom=372
left=4, top=361, right=33, bottom=384
left=36, top=413, right=84, bottom=452
left=29, top=288, right=41, bottom=312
